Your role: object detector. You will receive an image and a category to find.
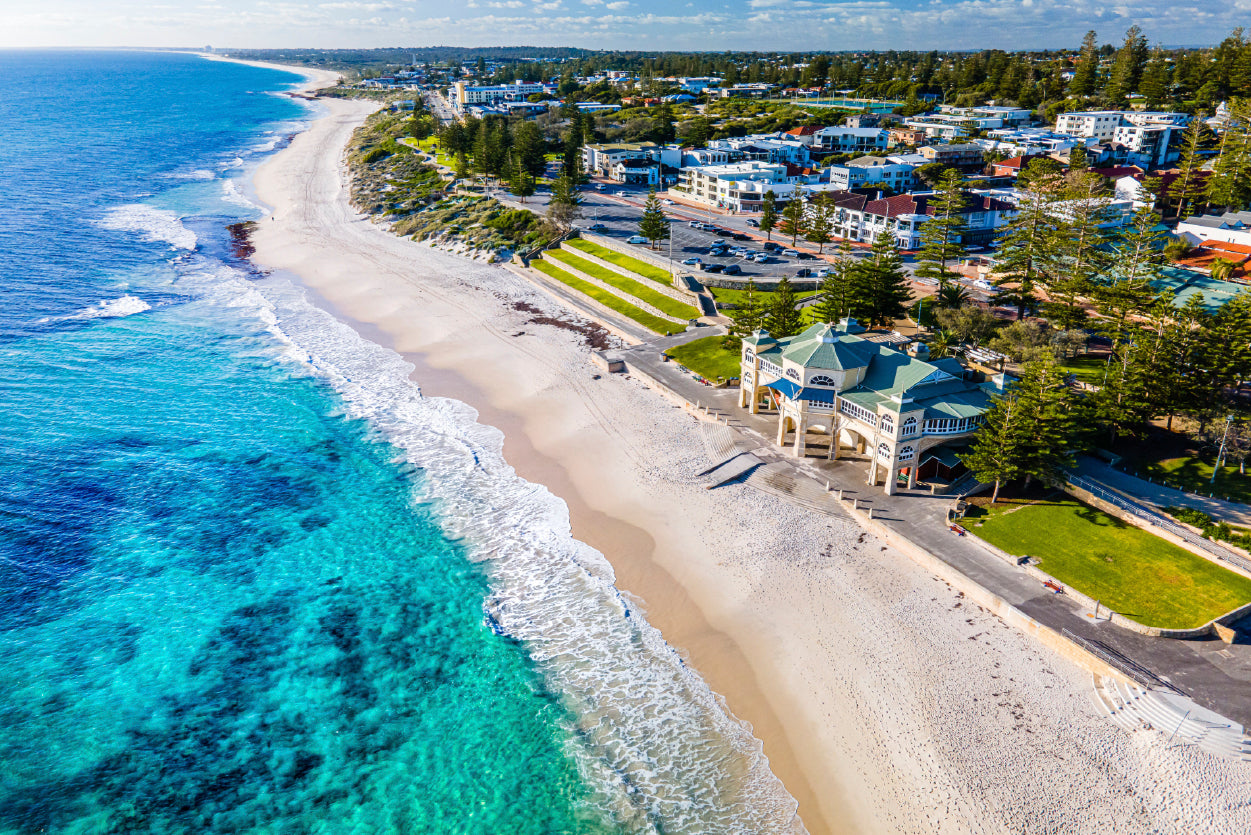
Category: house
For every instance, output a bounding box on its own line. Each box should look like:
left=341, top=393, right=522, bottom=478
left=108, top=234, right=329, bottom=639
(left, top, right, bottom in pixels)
left=888, top=127, right=927, bottom=147
left=611, top=158, right=661, bottom=186
left=991, top=155, right=1049, bottom=178
left=740, top=319, right=1000, bottom=494
left=826, top=156, right=918, bottom=191
left=844, top=114, right=883, bottom=129
left=807, top=189, right=1015, bottom=249
left=782, top=125, right=824, bottom=146
left=714, top=83, right=776, bottom=99
left=575, top=102, right=622, bottom=114
left=918, top=143, right=985, bottom=170
left=1173, top=240, right=1251, bottom=279
left=812, top=126, right=890, bottom=154
left=1114, top=169, right=1213, bottom=218
left=981, top=128, right=1094, bottom=157
left=1176, top=210, right=1251, bottom=248
left=707, top=136, right=813, bottom=166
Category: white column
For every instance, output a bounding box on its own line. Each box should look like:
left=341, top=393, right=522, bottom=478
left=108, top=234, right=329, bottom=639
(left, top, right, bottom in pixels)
left=793, top=415, right=807, bottom=458
left=884, top=464, right=897, bottom=495
left=776, top=412, right=788, bottom=446
left=867, top=454, right=878, bottom=486
left=907, top=464, right=918, bottom=489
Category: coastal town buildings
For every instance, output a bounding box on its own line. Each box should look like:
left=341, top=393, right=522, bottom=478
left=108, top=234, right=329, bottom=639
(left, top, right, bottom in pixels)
left=740, top=320, right=997, bottom=494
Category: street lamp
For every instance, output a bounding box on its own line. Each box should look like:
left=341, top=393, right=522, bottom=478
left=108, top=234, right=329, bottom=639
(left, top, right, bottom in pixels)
left=1213, top=414, right=1235, bottom=484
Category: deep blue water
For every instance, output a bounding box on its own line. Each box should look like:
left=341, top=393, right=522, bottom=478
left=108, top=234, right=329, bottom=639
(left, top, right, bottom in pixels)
left=0, top=51, right=802, bottom=834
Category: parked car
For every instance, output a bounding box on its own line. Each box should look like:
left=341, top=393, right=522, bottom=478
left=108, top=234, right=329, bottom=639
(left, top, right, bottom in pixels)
left=704, top=263, right=725, bottom=273
left=815, top=267, right=830, bottom=278
left=795, top=251, right=813, bottom=260
left=722, top=264, right=743, bottom=275
left=746, top=219, right=760, bottom=227
left=795, top=268, right=814, bottom=278
left=752, top=253, right=769, bottom=263
left=681, top=257, right=702, bottom=266
left=661, top=199, right=674, bottom=205
left=708, top=245, right=729, bottom=255
left=688, top=220, right=701, bottom=227
left=763, top=241, right=781, bottom=252
left=587, top=223, right=607, bottom=231
left=711, top=228, right=728, bottom=238
left=782, top=249, right=800, bottom=257
left=595, top=183, right=606, bottom=190
left=627, top=235, right=648, bottom=244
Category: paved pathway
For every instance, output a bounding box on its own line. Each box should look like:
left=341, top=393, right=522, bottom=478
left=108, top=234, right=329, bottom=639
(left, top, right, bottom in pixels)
left=1075, top=456, right=1251, bottom=527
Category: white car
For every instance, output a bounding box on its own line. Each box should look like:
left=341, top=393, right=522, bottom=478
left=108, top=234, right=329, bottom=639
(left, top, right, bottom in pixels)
left=752, top=253, right=769, bottom=263
left=661, top=199, right=674, bottom=205
left=815, top=267, right=830, bottom=278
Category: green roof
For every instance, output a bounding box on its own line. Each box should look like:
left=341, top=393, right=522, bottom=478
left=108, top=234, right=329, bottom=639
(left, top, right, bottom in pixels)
left=779, top=323, right=877, bottom=370
left=1151, top=267, right=1247, bottom=315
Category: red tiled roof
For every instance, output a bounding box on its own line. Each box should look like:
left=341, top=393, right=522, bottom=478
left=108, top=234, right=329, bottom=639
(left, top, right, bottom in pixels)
left=785, top=126, right=822, bottom=136
left=862, top=191, right=1015, bottom=219
left=1201, top=239, right=1251, bottom=256
left=1089, top=166, right=1144, bottom=179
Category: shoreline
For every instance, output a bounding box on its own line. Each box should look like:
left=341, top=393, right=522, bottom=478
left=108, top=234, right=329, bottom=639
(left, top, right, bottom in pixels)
left=247, top=92, right=1251, bottom=835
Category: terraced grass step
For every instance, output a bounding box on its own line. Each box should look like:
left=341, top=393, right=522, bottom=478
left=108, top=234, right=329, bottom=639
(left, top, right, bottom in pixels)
left=529, top=259, right=678, bottom=336
left=566, top=238, right=674, bottom=286
left=545, top=249, right=699, bottom=321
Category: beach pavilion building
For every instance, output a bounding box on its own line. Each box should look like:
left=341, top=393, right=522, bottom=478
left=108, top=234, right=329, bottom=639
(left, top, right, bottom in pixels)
left=740, top=320, right=1002, bottom=494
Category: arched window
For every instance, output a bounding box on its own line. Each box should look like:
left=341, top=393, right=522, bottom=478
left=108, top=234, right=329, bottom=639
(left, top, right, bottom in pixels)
left=877, top=442, right=891, bottom=459
left=881, top=414, right=895, bottom=434
left=902, top=416, right=918, bottom=436
left=809, top=375, right=837, bottom=387
left=899, top=445, right=914, bottom=461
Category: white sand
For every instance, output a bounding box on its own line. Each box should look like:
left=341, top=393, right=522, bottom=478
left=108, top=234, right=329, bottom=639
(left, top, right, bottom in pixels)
left=249, top=93, right=1251, bottom=835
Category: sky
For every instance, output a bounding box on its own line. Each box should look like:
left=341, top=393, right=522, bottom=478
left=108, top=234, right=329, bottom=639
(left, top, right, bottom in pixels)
left=2, top=0, right=1249, bottom=52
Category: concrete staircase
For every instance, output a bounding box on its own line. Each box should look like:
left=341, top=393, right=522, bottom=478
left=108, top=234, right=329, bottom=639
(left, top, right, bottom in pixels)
left=1091, top=675, right=1251, bottom=761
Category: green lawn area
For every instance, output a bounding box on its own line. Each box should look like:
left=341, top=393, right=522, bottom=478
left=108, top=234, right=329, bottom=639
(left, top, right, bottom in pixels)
left=566, top=239, right=673, bottom=285
left=665, top=335, right=742, bottom=381
left=530, top=259, right=676, bottom=335
left=1062, top=354, right=1112, bottom=387
left=1142, top=456, right=1251, bottom=505
left=411, top=136, right=454, bottom=167
left=971, top=494, right=1251, bottom=629
left=710, top=286, right=819, bottom=307
left=545, top=249, right=700, bottom=320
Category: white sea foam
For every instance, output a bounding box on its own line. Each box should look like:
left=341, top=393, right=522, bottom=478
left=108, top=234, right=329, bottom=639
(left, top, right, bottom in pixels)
left=167, top=252, right=804, bottom=831
left=162, top=169, right=216, bottom=181
left=221, top=179, right=258, bottom=210
left=189, top=270, right=807, bottom=834
left=100, top=205, right=197, bottom=251
left=38, top=295, right=151, bottom=324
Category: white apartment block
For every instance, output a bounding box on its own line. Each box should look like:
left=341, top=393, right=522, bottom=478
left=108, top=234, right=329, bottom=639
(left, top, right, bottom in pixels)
left=813, top=126, right=890, bottom=153
left=452, top=80, right=554, bottom=111
left=825, top=156, right=917, bottom=191
left=1055, top=110, right=1190, bottom=142
left=676, top=161, right=806, bottom=211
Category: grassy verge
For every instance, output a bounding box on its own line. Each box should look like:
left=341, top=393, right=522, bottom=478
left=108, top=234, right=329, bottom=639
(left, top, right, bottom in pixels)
left=566, top=239, right=673, bottom=285
left=546, top=250, right=699, bottom=320
left=665, top=336, right=742, bottom=381
left=1142, top=456, right=1251, bottom=505
left=710, top=286, right=819, bottom=307
left=971, top=494, right=1251, bottom=628
left=531, top=259, right=676, bottom=335
left=1062, top=354, right=1112, bottom=387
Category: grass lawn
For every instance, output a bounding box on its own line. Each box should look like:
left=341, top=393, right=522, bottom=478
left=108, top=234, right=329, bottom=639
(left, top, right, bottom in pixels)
left=546, top=250, right=700, bottom=320
left=566, top=239, right=673, bottom=285
left=665, top=335, right=742, bottom=381
left=972, top=494, right=1251, bottom=629
left=1062, top=354, right=1112, bottom=387
left=1141, top=456, right=1251, bottom=505
left=710, top=286, right=819, bottom=307
left=530, top=259, right=675, bottom=335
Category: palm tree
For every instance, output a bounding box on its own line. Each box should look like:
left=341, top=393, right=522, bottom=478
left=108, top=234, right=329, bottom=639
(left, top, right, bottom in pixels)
left=935, top=284, right=971, bottom=308
left=928, top=330, right=958, bottom=358
left=1211, top=257, right=1237, bottom=281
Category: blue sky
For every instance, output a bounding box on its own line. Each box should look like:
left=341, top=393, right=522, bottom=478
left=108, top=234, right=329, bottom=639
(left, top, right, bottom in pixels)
left=2, top=1, right=1248, bottom=51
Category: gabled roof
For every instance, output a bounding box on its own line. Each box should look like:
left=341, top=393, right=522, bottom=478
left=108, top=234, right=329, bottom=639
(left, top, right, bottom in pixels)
left=785, top=125, right=822, bottom=136
left=861, top=192, right=1015, bottom=219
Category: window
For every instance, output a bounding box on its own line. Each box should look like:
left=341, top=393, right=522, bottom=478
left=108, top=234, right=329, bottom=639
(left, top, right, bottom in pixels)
left=881, top=414, right=895, bottom=434
left=902, top=416, right=918, bottom=437
left=877, top=442, right=892, bottom=460
left=899, top=445, right=914, bottom=461
left=809, top=375, right=837, bottom=387
left=786, top=367, right=802, bottom=382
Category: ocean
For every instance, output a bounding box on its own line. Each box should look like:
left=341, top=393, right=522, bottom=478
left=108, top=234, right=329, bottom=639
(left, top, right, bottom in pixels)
left=0, top=51, right=802, bottom=833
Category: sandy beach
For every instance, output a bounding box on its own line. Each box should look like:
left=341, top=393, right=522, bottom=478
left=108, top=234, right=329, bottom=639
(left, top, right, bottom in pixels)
left=245, top=81, right=1251, bottom=834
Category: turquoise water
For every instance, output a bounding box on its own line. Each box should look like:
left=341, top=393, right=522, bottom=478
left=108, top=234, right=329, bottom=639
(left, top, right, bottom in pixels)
left=0, top=51, right=803, bottom=833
